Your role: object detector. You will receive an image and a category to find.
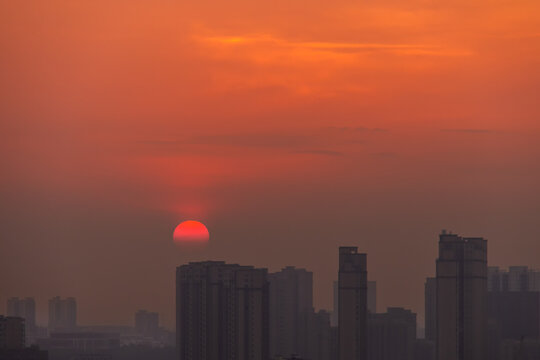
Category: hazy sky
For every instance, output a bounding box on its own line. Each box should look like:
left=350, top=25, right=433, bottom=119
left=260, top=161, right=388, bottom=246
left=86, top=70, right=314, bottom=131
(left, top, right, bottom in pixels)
left=1, top=0, right=540, bottom=329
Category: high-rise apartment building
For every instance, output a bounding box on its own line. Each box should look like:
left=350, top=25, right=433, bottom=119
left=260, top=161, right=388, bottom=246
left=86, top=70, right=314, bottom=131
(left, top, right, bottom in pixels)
left=368, top=307, right=417, bottom=360
left=488, top=266, right=540, bottom=292
left=48, top=297, right=77, bottom=332
left=7, top=298, right=35, bottom=335
left=269, top=266, right=313, bottom=359
left=338, top=246, right=367, bottom=360
left=333, top=279, right=376, bottom=327
left=436, top=231, right=488, bottom=360
left=308, top=310, right=332, bottom=360
left=367, top=281, right=377, bottom=314
left=424, top=278, right=437, bottom=342
left=135, top=310, right=159, bottom=337
left=176, top=261, right=269, bottom=360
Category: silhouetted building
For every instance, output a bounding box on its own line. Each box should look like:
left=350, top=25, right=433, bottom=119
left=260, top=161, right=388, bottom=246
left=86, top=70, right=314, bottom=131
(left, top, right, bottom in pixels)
left=368, top=281, right=377, bottom=314
left=38, top=331, right=119, bottom=360
left=48, top=297, right=77, bottom=332
left=333, top=279, right=376, bottom=327
left=489, top=266, right=540, bottom=292
left=489, top=291, right=540, bottom=342
left=368, top=307, right=416, bottom=360
left=0, top=316, right=25, bottom=349
left=7, top=298, right=36, bottom=338
left=424, top=277, right=436, bottom=342
left=414, top=339, right=435, bottom=360
left=135, top=310, right=159, bottom=338
left=338, top=246, right=367, bottom=360
left=436, top=231, right=488, bottom=360
left=308, top=310, right=332, bottom=360
left=176, top=261, right=269, bottom=360
left=498, top=339, right=540, bottom=360
left=269, top=266, right=313, bottom=359
left=331, top=281, right=338, bottom=327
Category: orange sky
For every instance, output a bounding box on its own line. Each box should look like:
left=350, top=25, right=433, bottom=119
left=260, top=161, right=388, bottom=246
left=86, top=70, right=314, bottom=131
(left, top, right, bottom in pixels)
left=1, top=0, right=540, bottom=329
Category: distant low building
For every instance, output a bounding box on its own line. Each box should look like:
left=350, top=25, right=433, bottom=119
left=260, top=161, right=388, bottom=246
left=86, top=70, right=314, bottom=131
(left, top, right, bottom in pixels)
left=48, top=297, right=77, bottom=332
left=37, top=331, right=119, bottom=360
left=134, top=310, right=159, bottom=338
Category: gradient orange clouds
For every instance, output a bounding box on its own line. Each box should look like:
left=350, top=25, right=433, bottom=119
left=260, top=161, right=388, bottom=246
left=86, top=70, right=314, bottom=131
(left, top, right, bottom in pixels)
left=1, top=0, right=540, bottom=328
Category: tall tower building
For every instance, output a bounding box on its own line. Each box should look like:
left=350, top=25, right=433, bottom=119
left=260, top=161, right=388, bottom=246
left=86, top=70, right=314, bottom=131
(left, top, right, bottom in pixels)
left=269, top=266, right=313, bottom=359
left=436, top=231, right=487, bottom=360
left=7, top=298, right=35, bottom=335
left=338, top=246, right=367, bottom=360
left=176, top=261, right=269, bottom=360
left=424, top=278, right=437, bottom=342
left=48, top=297, right=77, bottom=332
left=367, top=281, right=377, bottom=314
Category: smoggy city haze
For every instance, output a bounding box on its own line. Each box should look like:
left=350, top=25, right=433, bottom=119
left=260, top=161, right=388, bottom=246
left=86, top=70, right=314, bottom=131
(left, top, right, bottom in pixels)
left=1, top=0, right=540, bottom=329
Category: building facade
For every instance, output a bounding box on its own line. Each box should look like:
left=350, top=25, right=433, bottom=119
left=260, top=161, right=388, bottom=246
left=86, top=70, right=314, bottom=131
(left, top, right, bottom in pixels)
left=269, top=266, right=313, bottom=359
left=0, top=316, right=25, bottom=349
left=436, top=231, right=488, bottom=360
left=135, top=310, right=159, bottom=338
left=368, top=307, right=417, bottom=360
left=338, top=247, right=367, bottom=360
left=176, top=261, right=269, bottom=360
left=424, top=277, right=437, bottom=343
left=48, top=297, right=77, bottom=332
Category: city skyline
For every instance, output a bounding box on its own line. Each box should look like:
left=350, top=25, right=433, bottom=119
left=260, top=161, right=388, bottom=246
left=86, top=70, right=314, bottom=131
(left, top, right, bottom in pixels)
left=2, top=232, right=540, bottom=332
left=2, top=0, right=540, bottom=333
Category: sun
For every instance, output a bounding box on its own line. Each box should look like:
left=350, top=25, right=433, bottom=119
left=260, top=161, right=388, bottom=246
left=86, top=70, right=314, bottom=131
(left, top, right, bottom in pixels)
left=173, top=220, right=210, bottom=246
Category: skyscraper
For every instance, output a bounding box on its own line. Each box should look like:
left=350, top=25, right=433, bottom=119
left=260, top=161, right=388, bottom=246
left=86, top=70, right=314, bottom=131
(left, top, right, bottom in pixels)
left=436, top=231, right=488, bottom=360
left=48, top=297, right=77, bottom=332
left=338, top=246, right=367, bottom=360
left=7, top=298, right=35, bottom=336
left=176, top=261, right=269, bottom=360
left=269, top=266, right=313, bottom=359
left=367, top=281, right=377, bottom=314
left=424, top=278, right=436, bottom=342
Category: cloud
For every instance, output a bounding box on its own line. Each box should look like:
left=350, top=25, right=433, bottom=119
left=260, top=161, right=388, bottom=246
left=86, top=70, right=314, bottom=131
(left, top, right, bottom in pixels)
left=441, top=129, right=495, bottom=134
left=291, top=149, right=345, bottom=157
left=325, top=126, right=388, bottom=133
left=199, top=35, right=472, bottom=57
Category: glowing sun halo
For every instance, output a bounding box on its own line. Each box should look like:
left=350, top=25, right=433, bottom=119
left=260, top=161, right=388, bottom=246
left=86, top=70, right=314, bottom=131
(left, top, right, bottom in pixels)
left=173, top=220, right=210, bottom=246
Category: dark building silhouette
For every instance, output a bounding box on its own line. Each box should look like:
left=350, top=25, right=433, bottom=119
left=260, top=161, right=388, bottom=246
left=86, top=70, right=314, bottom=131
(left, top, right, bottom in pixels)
left=367, top=281, right=377, bottom=314
left=487, top=266, right=540, bottom=359
left=338, top=246, right=367, bottom=360
left=269, top=266, right=313, bottom=359
left=424, top=278, right=436, bottom=343
left=0, top=316, right=25, bottom=349
left=7, top=298, right=36, bottom=341
left=489, top=291, right=540, bottom=341
left=332, top=279, right=376, bottom=327
left=48, top=297, right=77, bottom=332
left=414, top=339, right=435, bottom=360
left=308, top=310, right=332, bottom=360
left=176, top=261, right=269, bottom=360
left=488, top=266, right=540, bottom=292
left=436, top=231, right=488, bottom=360
left=135, top=310, right=159, bottom=338
left=368, top=307, right=416, bottom=360
left=37, top=331, right=119, bottom=360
